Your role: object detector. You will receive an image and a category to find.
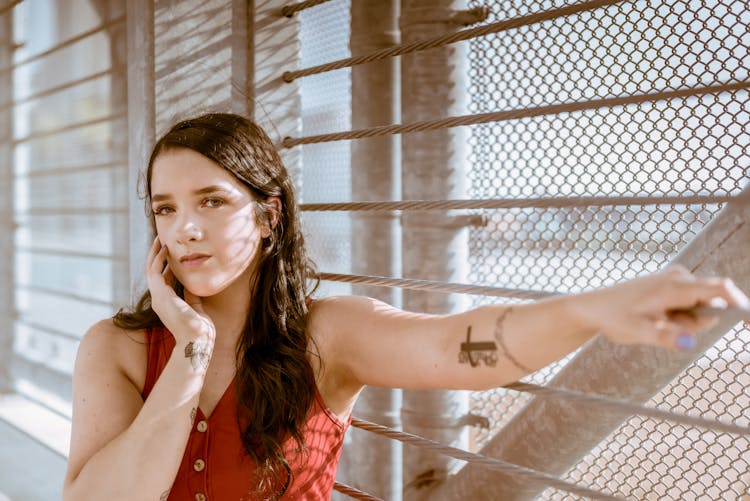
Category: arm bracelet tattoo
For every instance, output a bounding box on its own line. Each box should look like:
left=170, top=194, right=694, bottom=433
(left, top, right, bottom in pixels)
left=494, top=307, right=534, bottom=374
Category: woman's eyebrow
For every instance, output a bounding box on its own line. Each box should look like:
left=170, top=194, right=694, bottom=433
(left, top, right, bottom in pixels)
left=193, top=185, right=236, bottom=196
left=150, top=193, right=171, bottom=203
left=151, top=185, right=235, bottom=202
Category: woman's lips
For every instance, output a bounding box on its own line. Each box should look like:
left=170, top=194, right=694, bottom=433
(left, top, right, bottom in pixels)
left=179, top=254, right=211, bottom=268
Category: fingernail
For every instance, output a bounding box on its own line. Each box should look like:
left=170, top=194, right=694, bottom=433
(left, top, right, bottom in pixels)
left=676, top=333, right=696, bottom=351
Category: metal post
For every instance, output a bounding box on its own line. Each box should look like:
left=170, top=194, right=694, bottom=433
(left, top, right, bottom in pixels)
left=231, top=0, right=252, bottom=117
left=337, top=1, right=402, bottom=499
left=0, top=10, right=14, bottom=393
left=127, top=0, right=155, bottom=300
left=103, top=2, right=130, bottom=309
left=399, top=1, right=472, bottom=498
left=431, top=188, right=750, bottom=499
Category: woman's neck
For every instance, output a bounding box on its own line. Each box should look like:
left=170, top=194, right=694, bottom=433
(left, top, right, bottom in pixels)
left=199, top=280, right=252, bottom=353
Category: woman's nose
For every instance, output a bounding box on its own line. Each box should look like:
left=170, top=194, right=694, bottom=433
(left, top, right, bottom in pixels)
left=176, top=217, right=204, bottom=243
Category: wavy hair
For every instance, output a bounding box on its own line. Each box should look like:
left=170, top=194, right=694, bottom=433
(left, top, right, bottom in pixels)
left=114, top=113, right=319, bottom=498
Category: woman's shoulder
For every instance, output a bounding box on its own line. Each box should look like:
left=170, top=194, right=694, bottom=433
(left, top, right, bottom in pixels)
left=307, top=295, right=391, bottom=329
left=307, top=296, right=361, bottom=339
left=307, top=294, right=373, bottom=316
left=308, top=293, right=387, bottom=321
left=77, top=318, right=150, bottom=393
left=306, top=295, right=393, bottom=366
left=80, top=318, right=149, bottom=353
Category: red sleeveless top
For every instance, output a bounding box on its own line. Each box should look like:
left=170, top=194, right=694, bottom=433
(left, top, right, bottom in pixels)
left=141, top=327, right=350, bottom=500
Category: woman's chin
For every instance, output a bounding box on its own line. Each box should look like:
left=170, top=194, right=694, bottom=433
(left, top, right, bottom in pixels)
left=178, top=271, right=251, bottom=301
left=182, top=282, right=222, bottom=298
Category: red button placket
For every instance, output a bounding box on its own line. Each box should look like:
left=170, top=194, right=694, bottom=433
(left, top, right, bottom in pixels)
left=188, top=415, right=210, bottom=500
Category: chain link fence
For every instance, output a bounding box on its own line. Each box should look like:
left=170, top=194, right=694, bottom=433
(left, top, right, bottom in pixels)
left=292, top=0, right=749, bottom=498
left=466, top=1, right=749, bottom=499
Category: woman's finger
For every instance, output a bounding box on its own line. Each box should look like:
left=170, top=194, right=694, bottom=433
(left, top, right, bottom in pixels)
left=146, top=243, right=171, bottom=302
left=672, top=332, right=697, bottom=352
left=653, top=318, right=681, bottom=348
left=149, top=244, right=167, bottom=277
left=162, top=260, right=174, bottom=281
left=677, top=277, right=750, bottom=310
left=667, top=309, right=717, bottom=330
left=648, top=318, right=698, bottom=352
left=146, top=235, right=161, bottom=265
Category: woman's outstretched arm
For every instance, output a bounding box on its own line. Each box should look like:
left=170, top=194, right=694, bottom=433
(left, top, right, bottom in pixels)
left=311, top=266, right=750, bottom=394
left=63, top=239, right=215, bottom=501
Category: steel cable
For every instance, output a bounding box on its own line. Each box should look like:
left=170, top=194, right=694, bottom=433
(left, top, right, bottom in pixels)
left=351, top=417, right=624, bottom=500
left=332, top=481, right=385, bottom=501
left=281, top=0, right=624, bottom=82
left=281, top=0, right=333, bottom=17
left=283, top=81, right=750, bottom=147
left=316, top=272, right=555, bottom=300
left=504, top=382, right=750, bottom=437
left=301, top=193, right=740, bottom=212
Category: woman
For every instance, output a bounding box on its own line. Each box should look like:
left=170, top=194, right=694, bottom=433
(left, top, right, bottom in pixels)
left=62, top=113, right=749, bottom=500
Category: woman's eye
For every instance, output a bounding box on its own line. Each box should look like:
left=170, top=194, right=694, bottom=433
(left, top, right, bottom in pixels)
left=203, top=198, right=225, bottom=208
left=153, top=205, right=174, bottom=216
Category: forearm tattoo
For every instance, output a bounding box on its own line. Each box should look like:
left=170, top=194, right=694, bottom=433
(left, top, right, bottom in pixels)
left=458, top=326, right=498, bottom=367
left=184, top=340, right=211, bottom=371
left=493, top=307, right=533, bottom=374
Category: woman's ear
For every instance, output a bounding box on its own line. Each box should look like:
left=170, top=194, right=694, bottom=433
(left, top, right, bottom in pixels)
left=262, top=196, right=282, bottom=237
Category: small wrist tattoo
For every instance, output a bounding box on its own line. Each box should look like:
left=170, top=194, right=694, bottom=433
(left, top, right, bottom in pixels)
left=184, top=340, right=211, bottom=371
left=190, top=407, right=197, bottom=425
left=159, top=489, right=170, bottom=501
left=458, top=326, right=498, bottom=367
left=494, top=307, right=534, bottom=374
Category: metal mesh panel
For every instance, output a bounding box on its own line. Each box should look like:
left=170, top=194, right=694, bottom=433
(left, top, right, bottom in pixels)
left=466, top=0, right=750, bottom=498
left=544, top=323, right=750, bottom=500
left=298, top=0, right=353, bottom=297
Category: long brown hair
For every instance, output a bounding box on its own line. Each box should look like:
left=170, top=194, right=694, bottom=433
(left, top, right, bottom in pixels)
left=114, top=113, right=319, bottom=498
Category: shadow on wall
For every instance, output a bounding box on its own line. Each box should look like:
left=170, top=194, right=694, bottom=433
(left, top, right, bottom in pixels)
left=154, top=0, right=235, bottom=131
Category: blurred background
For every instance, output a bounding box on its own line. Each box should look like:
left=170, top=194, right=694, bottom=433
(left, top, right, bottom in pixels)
left=0, top=1, right=748, bottom=500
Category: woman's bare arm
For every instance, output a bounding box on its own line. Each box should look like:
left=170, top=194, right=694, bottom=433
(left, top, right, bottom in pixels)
left=64, top=238, right=216, bottom=501
left=63, top=320, right=212, bottom=501
left=312, top=267, right=749, bottom=395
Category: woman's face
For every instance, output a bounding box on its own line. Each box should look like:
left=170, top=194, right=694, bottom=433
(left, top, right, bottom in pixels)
left=150, top=148, right=267, bottom=298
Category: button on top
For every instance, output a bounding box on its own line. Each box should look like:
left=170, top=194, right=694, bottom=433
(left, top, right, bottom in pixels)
left=196, top=420, right=208, bottom=432
left=195, top=493, right=207, bottom=501
left=193, top=459, right=205, bottom=472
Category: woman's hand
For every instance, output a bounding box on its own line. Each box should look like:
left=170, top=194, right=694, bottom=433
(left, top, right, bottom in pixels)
left=571, top=266, right=750, bottom=351
left=146, top=236, right=216, bottom=345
